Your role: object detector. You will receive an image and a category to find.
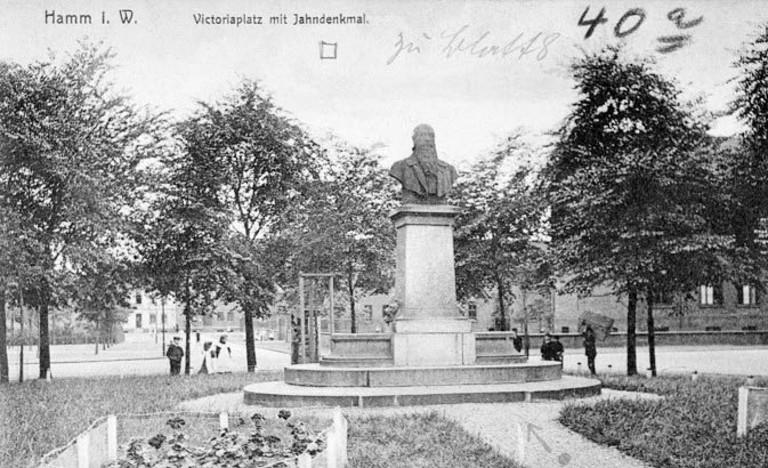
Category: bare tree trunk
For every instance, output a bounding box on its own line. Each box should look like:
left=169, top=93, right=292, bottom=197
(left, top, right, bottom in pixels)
left=244, top=305, right=257, bottom=372
left=495, top=273, right=507, bottom=331
left=0, top=285, right=8, bottom=384
left=647, top=291, right=657, bottom=377
left=626, top=287, right=638, bottom=376
left=348, top=269, right=357, bottom=334
left=521, top=288, right=530, bottom=357
left=38, top=278, right=50, bottom=380
left=184, top=282, right=192, bottom=375
left=184, top=309, right=192, bottom=375
left=19, top=292, right=24, bottom=383
left=161, top=298, right=167, bottom=355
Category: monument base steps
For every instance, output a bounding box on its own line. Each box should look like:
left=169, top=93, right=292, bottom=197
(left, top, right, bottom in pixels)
left=243, top=376, right=602, bottom=407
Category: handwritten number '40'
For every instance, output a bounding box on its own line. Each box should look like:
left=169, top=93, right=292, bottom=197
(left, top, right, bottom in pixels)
left=578, top=6, right=647, bottom=39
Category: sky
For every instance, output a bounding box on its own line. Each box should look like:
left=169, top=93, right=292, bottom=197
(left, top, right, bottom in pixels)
left=0, top=0, right=765, bottom=168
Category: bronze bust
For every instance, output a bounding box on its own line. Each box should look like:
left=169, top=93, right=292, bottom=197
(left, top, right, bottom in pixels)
left=389, top=124, right=458, bottom=204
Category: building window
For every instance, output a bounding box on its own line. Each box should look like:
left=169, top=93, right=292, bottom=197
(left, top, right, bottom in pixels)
left=468, top=303, right=477, bottom=320
left=737, top=285, right=758, bottom=306
left=149, top=314, right=157, bottom=325
left=363, top=305, right=373, bottom=322
left=561, top=326, right=570, bottom=333
left=699, top=285, right=722, bottom=306
left=135, top=292, right=142, bottom=305
left=135, top=314, right=143, bottom=328
left=656, top=290, right=675, bottom=306
left=227, top=311, right=234, bottom=322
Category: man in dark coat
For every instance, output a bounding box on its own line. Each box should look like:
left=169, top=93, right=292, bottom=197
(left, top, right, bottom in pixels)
left=583, top=324, right=597, bottom=375
left=553, top=336, right=565, bottom=363
left=166, top=336, right=184, bottom=375
left=540, top=333, right=557, bottom=361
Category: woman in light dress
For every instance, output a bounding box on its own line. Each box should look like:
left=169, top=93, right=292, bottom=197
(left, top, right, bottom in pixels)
left=199, top=341, right=215, bottom=374
left=214, top=334, right=234, bottom=373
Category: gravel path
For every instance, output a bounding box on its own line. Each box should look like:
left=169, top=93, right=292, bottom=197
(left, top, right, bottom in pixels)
left=178, top=389, right=659, bottom=468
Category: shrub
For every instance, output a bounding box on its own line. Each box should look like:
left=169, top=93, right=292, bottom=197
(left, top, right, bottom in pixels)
left=560, top=374, right=768, bottom=467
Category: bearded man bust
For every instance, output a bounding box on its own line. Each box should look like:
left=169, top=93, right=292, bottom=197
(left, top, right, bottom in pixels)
left=389, top=124, right=459, bottom=204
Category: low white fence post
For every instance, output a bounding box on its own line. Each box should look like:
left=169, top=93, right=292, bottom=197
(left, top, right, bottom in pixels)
left=76, top=433, right=89, bottom=468
left=515, top=421, right=526, bottom=464
left=738, top=386, right=750, bottom=437
left=334, top=407, right=348, bottom=466
left=219, top=412, right=229, bottom=430
left=298, top=452, right=313, bottom=468
left=326, top=425, right=339, bottom=468
left=107, top=415, right=118, bottom=461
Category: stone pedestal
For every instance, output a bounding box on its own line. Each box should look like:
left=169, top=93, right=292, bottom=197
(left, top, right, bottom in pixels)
left=390, top=204, right=475, bottom=366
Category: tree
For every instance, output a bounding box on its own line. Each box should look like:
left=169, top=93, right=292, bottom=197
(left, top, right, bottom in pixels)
left=542, top=47, right=734, bottom=375
left=138, top=151, right=230, bottom=375
left=0, top=43, right=164, bottom=378
left=451, top=134, right=549, bottom=337
left=70, top=253, right=132, bottom=354
left=276, top=141, right=396, bottom=333
left=0, top=208, right=36, bottom=383
left=730, top=23, right=768, bottom=256
left=176, top=80, right=321, bottom=371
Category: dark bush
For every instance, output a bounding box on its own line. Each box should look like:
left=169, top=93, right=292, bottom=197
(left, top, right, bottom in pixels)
left=560, top=374, right=768, bottom=467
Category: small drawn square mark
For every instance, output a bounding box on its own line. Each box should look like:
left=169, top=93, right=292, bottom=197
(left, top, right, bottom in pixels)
left=319, top=41, right=337, bottom=59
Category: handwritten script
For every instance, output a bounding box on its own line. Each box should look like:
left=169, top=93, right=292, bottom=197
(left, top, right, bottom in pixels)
left=387, top=25, right=561, bottom=65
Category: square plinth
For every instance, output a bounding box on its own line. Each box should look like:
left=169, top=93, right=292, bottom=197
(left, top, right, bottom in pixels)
left=392, top=332, right=476, bottom=366
left=393, top=318, right=472, bottom=333
left=390, top=204, right=463, bottom=321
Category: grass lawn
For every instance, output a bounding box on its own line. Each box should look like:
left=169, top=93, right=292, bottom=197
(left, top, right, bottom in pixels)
left=1, top=371, right=280, bottom=468
left=348, top=412, right=521, bottom=468
left=2, top=372, right=522, bottom=468
left=559, top=373, right=768, bottom=468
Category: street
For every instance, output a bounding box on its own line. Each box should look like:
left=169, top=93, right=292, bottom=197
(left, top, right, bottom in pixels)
left=6, top=331, right=290, bottom=379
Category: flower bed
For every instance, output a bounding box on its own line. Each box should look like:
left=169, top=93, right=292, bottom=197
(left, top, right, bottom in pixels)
left=105, top=411, right=327, bottom=468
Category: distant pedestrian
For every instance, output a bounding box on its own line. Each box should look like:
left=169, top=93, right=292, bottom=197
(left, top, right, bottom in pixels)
left=511, top=328, right=523, bottom=353
left=582, top=323, right=597, bottom=375
left=196, top=330, right=201, bottom=343
left=214, top=334, right=234, bottom=373
left=540, top=333, right=557, bottom=361
left=199, top=342, right=215, bottom=374
left=553, top=336, right=565, bottom=363
left=166, top=336, right=184, bottom=375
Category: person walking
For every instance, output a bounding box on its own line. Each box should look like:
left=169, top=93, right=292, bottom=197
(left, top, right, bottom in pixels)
left=582, top=323, right=598, bottom=375
left=166, top=336, right=184, bottom=375
left=214, top=334, right=234, bottom=373
left=199, top=342, right=215, bottom=374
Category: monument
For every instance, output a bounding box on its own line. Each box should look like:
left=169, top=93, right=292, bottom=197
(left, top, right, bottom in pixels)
left=243, top=124, right=600, bottom=407
left=387, top=124, right=473, bottom=366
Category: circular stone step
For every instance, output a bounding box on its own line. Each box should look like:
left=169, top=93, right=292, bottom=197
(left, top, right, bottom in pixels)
left=243, top=376, right=601, bottom=407
left=284, top=362, right=562, bottom=387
